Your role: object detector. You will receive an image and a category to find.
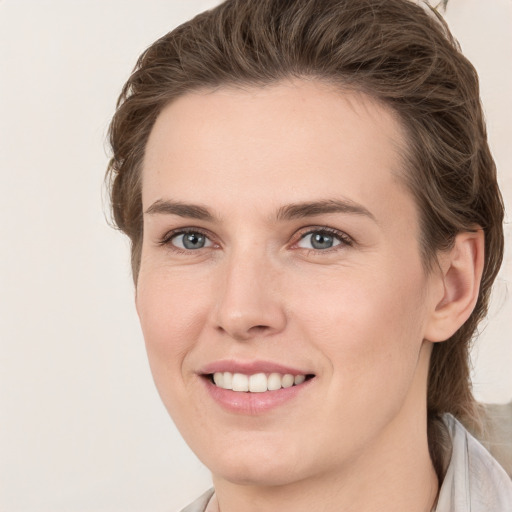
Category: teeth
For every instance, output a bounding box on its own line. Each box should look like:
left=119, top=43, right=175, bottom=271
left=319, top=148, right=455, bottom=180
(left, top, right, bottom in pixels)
left=249, top=373, right=267, bottom=393
left=281, top=374, right=294, bottom=388
left=294, top=374, right=306, bottom=385
left=211, top=372, right=309, bottom=392
left=267, top=372, right=282, bottom=391
left=221, top=372, right=233, bottom=390
left=232, top=373, right=249, bottom=392
left=213, top=372, right=224, bottom=387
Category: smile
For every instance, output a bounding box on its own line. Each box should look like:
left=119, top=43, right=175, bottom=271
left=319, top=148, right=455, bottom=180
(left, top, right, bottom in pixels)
left=210, top=372, right=309, bottom=392
left=199, top=360, right=316, bottom=413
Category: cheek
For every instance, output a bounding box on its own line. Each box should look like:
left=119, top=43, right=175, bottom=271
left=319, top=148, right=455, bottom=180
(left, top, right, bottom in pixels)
left=293, top=261, right=429, bottom=396
left=135, top=267, right=218, bottom=439
left=135, top=266, right=211, bottom=381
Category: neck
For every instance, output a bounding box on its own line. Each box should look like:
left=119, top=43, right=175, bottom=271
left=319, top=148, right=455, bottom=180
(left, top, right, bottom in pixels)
left=212, top=435, right=438, bottom=512
left=211, top=343, right=438, bottom=512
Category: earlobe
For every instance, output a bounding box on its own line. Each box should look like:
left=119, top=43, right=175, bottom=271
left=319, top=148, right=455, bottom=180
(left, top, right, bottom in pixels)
left=424, top=228, right=485, bottom=343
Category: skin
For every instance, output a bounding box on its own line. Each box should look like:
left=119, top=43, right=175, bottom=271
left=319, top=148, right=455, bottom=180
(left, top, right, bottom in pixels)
left=136, top=80, right=483, bottom=512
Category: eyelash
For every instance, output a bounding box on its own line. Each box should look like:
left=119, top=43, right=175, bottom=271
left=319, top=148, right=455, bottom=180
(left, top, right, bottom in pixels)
left=158, top=227, right=214, bottom=254
left=294, top=226, right=354, bottom=253
left=157, top=226, right=354, bottom=254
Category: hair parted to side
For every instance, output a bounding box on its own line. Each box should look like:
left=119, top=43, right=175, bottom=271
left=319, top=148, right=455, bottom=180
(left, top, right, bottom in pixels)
left=106, top=0, right=504, bottom=479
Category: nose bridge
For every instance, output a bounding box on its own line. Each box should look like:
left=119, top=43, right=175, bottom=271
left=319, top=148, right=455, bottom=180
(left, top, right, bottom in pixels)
left=213, top=244, right=286, bottom=340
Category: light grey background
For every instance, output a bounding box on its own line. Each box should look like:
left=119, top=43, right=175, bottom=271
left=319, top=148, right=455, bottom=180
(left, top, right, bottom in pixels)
left=0, top=1, right=510, bottom=510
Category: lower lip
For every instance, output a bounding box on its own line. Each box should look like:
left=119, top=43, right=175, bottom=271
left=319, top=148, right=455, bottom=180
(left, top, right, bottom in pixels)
left=202, top=377, right=314, bottom=414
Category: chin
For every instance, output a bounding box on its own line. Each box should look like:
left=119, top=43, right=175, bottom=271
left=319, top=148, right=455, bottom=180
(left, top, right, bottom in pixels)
left=212, top=459, right=307, bottom=487
left=200, top=438, right=311, bottom=487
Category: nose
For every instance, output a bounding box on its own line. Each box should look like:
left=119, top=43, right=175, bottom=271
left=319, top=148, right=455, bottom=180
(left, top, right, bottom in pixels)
left=212, top=249, right=287, bottom=341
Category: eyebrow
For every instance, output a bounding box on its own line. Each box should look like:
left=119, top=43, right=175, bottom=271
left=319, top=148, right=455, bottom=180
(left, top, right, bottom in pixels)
left=144, top=198, right=376, bottom=223
left=276, top=199, right=376, bottom=223
left=144, top=199, right=214, bottom=221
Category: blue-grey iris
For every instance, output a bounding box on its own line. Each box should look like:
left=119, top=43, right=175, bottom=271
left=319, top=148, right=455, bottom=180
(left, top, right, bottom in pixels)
left=311, top=232, right=334, bottom=249
left=182, top=232, right=206, bottom=249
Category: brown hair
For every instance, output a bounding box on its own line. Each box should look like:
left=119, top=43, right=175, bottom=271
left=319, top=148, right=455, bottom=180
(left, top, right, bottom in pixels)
left=106, top=0, right=504, bottom=479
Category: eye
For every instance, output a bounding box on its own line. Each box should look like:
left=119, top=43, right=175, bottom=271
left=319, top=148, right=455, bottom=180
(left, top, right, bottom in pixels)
left=168, top=231, right=213, bottom=250
left=297, top=229, right=351, bottom=250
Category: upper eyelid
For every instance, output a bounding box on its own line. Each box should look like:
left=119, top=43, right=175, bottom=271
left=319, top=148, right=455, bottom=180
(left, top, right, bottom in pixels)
left=297, top=226, right=347, bottom=236
left=158, top=226, right=216, bottom=246
left=293, top=226, right=353, bottom=242
left=156, top=225, right=353, bottom=248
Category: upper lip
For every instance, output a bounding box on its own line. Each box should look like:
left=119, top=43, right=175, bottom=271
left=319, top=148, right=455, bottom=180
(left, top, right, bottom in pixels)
left=199, top=359, right=314, bottom=376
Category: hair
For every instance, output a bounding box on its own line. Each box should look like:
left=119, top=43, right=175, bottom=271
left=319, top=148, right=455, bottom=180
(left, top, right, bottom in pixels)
left=106, top=0, right=504, bottom=480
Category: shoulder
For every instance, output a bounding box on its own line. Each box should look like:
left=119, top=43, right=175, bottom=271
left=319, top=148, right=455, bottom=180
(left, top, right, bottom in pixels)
left=436, top=414, right=512, bottom=512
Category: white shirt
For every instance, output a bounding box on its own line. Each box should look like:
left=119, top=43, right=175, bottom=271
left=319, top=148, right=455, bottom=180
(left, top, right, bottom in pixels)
left=434, top=414, right=512, bottom=511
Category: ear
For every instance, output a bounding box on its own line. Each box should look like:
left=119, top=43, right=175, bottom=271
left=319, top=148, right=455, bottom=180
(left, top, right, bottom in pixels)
left=424, top=229, right=485, bottom=343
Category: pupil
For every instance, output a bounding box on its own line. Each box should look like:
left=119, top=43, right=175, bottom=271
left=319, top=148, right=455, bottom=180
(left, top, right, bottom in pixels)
left=311, top=233, right=333, bottom=249
left=183, top=233, right=205, bottom=249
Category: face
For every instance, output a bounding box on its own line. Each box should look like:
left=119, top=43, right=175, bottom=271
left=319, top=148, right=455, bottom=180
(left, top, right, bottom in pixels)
left=137, top=80, right=442, bottom=488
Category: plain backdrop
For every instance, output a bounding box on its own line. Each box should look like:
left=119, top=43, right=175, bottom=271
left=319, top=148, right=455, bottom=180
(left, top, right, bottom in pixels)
left=0, top=1, right=511, bottom=511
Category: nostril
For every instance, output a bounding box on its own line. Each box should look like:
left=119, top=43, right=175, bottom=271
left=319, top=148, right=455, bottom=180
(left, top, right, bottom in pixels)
left=245, top=325, right=272, bottom=337
left=251, top=325, right=270, bottom=332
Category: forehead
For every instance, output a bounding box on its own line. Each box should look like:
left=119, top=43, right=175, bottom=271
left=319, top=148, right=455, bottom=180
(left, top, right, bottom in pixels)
left=142, top=80, right=412, bottom=222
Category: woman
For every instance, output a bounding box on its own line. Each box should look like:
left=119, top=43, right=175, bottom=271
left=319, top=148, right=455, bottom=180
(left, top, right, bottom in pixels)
left=106, top=0, right=512, bottom=510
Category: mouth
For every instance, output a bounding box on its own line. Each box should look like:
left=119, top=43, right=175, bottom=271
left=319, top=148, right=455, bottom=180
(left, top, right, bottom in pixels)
left=205, top=371, right=315, bottom=392
left=199, top=360, right=316, bottom=413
